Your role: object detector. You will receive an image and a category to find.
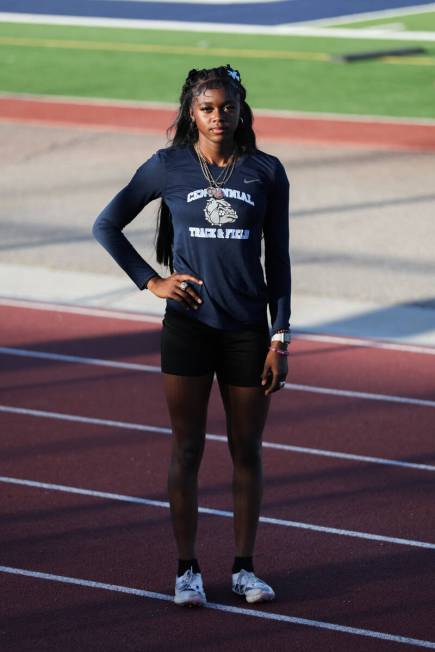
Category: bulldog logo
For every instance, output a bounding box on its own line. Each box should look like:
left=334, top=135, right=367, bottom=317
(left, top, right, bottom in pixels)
left=203, top=196, right=238, bottom=226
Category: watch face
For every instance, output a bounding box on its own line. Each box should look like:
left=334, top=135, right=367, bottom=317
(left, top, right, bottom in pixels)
left=272, top=332, right=291, bottom=343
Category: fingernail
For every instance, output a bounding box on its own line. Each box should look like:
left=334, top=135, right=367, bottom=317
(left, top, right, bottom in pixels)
left=194, top=305, right=198, bottom=310
left=197, top=299, right=202, bottom=303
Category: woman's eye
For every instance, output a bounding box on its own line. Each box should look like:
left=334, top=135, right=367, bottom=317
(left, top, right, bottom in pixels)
left=200, top=106, right=235, bottom=112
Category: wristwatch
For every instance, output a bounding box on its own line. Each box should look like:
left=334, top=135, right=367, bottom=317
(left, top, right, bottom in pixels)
left=271, top=330, right=292, bottom=344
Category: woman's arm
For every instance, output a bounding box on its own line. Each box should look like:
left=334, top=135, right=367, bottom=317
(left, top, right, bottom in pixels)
left=92, top=151, right=166, bottom=290
left=260, top=158, right=291, bottom=396
left=263, top=157, right=291, bottom=335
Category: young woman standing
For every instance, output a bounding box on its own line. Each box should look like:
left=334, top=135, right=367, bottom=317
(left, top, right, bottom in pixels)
left=92, top=64, right=291, bottom=607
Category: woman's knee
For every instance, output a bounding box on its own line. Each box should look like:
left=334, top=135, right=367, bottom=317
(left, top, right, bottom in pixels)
left=171, top=437, right=205, bottom=471
left=231, top=440, right=262, bottom=468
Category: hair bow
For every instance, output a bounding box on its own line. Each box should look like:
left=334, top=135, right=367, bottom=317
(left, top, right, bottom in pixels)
left=227, top=68, right=241, bottom=83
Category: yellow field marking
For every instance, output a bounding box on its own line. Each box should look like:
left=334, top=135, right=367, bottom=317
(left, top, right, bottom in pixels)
left=0, top=35, right=433, bottom=65
left=0, top=35, right=332, bottom=62
left=381, top=54, right=435, bottom=65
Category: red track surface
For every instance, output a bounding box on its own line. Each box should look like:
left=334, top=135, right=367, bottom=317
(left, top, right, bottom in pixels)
left=1, top=301, right=435, bottom=651
left=2, top=96, right=435, bottom=151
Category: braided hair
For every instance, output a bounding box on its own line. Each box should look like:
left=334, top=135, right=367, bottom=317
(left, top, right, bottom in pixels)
left=155, top=64, right=257, bottom=273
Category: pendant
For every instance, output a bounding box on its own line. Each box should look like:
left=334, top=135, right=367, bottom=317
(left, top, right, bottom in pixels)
left=207, top=186, right=224, bottom=199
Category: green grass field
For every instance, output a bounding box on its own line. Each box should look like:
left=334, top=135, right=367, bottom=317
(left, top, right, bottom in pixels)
left=327, top=10, right=435, bottom=31
left=1, top=21, right=434, bottom=118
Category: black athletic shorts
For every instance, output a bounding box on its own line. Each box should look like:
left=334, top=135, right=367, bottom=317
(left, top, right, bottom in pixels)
left=160, top=307, right=270, bottom=387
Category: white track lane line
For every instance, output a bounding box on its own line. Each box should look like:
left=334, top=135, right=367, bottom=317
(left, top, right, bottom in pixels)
left=1, top=566, right=435, bottom=649
left=1, top=346, right=434, bottom=408
left=295, top=333, right=435, bottom=356
left=2, top=403, right=435, bottom=473
left=0, top=297, right=164, bottom=323
left=1, top=297, right=435, bottom=355
left=1, top=474, right=435, bottom=550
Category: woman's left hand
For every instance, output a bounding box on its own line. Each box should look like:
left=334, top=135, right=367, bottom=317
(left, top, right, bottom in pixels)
left=261, top=348, right=288, bottom=396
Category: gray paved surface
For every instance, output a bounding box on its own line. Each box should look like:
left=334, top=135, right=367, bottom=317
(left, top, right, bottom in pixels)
left=1, top=121, right=435, bottom=311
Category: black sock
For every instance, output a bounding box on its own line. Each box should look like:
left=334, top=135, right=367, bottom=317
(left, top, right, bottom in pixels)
left=232, top=556, right=254, bottom=574
left=177, top=558, right=201, bottom=577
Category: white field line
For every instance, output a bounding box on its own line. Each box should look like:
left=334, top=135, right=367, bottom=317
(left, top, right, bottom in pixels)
left=1, top=474, right=435, bottom=550
left=1, top=13, right=435, bottom=40
left=1, top=345, right=434, bottom=409
left=300, top=4, right=435, bottom=27
left=1, top=404, right=435, bottom=473
left=1, top=297, right=435, bottom=355
left=2, top=566, right=435, bottom=649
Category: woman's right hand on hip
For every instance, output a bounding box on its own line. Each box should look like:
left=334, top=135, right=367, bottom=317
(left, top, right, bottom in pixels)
left=147, top=274, right=203, bottom=310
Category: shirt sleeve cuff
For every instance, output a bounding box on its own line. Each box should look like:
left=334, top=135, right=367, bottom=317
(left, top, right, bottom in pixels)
left=140, top=272, right=160, bottom=290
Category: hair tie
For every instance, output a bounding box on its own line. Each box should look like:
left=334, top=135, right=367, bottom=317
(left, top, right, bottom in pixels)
left=226, top=65, right=241, bottom=83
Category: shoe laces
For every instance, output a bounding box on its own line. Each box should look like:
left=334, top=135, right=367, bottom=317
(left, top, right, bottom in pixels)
left=236, top=570, right=269, bottom=591
left=177, top=568, right=201, bottom=592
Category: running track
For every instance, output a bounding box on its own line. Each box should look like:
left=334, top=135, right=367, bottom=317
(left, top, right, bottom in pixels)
left=2, top=95, right=435, bottom=150
left=1, top=300, right=435, bottom=651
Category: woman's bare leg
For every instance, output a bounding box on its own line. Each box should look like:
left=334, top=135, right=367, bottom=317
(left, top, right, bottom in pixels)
left=163, top=372, right=214, bottom=559
left=218, top=378, right=271, bottom=557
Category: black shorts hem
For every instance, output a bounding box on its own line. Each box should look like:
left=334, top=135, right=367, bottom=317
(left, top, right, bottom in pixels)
left=160, top=308, right=269, bottom=387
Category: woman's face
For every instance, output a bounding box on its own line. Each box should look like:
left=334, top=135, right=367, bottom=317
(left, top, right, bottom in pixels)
left=190, top=85, right=241, bottom=146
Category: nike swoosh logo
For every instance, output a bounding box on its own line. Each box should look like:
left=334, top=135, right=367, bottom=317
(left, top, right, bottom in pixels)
left=244, top=178, right=260, bottom=184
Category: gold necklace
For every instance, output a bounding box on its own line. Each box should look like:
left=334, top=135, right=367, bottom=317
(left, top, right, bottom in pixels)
left=194, top=142, right=237, bottom=199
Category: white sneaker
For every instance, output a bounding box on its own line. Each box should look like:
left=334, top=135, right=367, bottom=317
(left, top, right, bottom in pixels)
left=232, top=569, right=275, bottom=603
left=174, top=568, right=206, bottom=607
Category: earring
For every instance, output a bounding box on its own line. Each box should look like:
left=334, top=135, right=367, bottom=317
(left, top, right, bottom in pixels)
left=239, top=116, right=244, bottom=125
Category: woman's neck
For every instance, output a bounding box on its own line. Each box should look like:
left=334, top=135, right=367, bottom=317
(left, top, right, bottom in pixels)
left=196, top=138, right=236, bottom=167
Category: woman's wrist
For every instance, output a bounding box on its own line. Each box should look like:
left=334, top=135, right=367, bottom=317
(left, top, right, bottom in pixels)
left=270, top=340, right=289, bottom=350
left=268, top=345, right=289, bottom=356
left=269, top=328, right=290, bottom=355
left=271, top=328, right=291, bottom=346
left=146, top=275, right=162, bottom=291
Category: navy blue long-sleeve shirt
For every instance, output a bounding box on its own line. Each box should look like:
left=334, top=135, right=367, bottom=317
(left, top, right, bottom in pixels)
left=92, top=144, right=291, bottom=333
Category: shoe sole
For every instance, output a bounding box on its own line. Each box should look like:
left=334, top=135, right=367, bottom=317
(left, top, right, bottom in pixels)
left=233, top=588, right=275, bottom=604
left=174, top=595, right=206, bottom=607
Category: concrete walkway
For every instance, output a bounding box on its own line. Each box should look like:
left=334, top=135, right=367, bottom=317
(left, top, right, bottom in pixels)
left=1, top=121, right=434, bottom=347
left=1, top=262, right=435, bottom=347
